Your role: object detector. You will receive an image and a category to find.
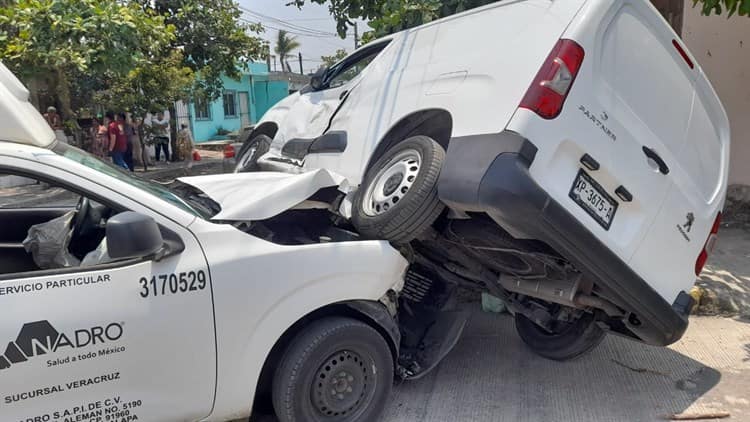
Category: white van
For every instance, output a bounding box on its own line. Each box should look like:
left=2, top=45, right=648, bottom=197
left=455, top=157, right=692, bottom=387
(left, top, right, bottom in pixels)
left=238, top=0, right=730, bottom=358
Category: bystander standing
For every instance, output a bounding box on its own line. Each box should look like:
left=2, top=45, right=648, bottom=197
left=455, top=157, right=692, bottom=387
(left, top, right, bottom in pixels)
left=89, top=117, right=108, bottom=159
left=176, top=123, right=196, bottom=169
left=43, top=106, right=68, bottom=144
left=152, top=111, right=170, bottom=163
left=107, top=111, right=129, bottom=170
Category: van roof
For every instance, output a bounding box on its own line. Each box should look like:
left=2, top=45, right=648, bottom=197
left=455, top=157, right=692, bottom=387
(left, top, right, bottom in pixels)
left=0, top=63, right=56, bottom=148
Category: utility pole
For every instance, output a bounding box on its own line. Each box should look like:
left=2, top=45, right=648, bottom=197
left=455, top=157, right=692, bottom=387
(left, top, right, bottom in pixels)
left=354, top=22, right=359, bottom=49
left=298, top=52, right=304, bottom=74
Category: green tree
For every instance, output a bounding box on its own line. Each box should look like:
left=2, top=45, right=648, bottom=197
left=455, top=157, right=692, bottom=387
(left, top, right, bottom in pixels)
left=0, top=0, right=173, bottom=116
left=142, top=0, right=266, bottom=100
left=274, top=30, right=301, bottom=72
left=696, top=0, right=750, bottom=16
left=321, top=48, right=348, bottom=67
left=94, top=50, right=194, bottom=116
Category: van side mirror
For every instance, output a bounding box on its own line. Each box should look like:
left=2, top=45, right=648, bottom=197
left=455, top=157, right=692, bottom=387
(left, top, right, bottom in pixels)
left=106, top=212, right=164, bottom=260
left=310, top=67, right=328, bottom=91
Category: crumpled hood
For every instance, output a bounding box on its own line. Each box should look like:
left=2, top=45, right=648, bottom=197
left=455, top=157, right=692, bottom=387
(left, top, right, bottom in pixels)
left=178, top=169, right=349, bottom=221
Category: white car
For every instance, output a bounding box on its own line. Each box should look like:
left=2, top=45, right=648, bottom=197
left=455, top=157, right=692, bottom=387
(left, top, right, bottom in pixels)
left=238, top=0, right=730, bottom=356
left=0, top=65, right=464, bottom=422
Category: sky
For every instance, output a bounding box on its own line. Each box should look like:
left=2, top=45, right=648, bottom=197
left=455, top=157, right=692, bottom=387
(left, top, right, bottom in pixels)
left=237, top=0, right=366, bottom=74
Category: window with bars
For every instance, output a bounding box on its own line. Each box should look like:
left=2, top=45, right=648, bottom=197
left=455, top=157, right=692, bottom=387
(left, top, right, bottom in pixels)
left=194, top=95, right=210, bottom=120
left=223, top=90, right=237, bottom=118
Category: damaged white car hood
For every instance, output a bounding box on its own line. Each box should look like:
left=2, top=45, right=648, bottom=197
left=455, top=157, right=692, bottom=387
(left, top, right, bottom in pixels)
left=178, top=169, right=350, bottom=221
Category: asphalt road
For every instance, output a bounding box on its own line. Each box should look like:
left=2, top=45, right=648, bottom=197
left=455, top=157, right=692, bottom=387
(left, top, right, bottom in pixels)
left=252, top=308, right=750, bottom=422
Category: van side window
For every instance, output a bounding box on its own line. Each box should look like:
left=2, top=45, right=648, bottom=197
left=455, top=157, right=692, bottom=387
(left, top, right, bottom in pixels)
left=326, top=41, right=391, bottom=88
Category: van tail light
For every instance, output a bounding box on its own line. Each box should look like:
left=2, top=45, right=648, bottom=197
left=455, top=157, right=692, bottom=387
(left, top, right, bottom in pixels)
left=519, top=39, right=585, bottom=119
left=672, top=39, right=694, bottom=69
left=223, top=144, right=235, bottom=159
left=695, top=212, right=721, bottom=276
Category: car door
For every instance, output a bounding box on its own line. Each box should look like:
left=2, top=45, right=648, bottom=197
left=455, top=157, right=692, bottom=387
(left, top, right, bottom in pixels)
left=276, top=42, right=392, bottom=154
left=0, top=165, right=216, bottom=422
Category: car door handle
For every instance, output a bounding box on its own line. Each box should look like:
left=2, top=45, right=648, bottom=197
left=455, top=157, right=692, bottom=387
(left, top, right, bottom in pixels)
left=642, top=146, right=669, bottom=175
left=339, top=90, right=348, bottom=100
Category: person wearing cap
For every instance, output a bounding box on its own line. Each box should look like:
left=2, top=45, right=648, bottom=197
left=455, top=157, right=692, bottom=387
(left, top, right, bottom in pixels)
left=43, top=106, right=68, bottom=144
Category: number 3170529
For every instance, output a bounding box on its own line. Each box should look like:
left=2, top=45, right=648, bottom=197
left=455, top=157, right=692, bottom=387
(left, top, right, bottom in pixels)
left=139, top=270, right=207, bottom=298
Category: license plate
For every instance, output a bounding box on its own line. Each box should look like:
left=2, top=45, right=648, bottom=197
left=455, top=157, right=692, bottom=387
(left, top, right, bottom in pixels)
left=569, top=170, right=617, bottom=230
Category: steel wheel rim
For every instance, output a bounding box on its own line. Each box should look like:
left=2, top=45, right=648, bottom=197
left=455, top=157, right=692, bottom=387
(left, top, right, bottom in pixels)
left=362, top=149, right=421, bottom=217
left=311, top=350, right=370, bottom=418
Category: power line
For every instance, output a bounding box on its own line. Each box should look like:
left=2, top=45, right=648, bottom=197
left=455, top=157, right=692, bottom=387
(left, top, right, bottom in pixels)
left=284, top=17, right=335, bottom=22
left=239, top=6, right=338, bottom=37
left=241, top=17, right=352, bottom=43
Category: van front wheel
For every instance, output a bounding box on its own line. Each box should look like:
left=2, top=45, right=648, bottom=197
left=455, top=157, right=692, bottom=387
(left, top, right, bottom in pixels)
left=352, top=135, right=445, bottom=244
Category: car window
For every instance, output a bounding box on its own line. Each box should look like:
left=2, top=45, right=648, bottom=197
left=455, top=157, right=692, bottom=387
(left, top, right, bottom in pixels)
left=326, top=41, right=390, bottom=89
left=0, top=175, right=79, bottom=208
left=50, top=142, right=214, bottom=218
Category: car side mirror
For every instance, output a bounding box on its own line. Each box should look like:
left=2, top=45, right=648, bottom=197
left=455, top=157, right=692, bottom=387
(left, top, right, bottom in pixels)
left=310, top=67, right=328, bottom=91
left=106, top=212, right=164, bottom=260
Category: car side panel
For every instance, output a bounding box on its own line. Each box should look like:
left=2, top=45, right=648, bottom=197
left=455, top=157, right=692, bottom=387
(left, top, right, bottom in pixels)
left=0, top=156, right=216, bottom=422
left=192, top=220, right=407, bottom=421
left=310, top=0, right=586, bottom=184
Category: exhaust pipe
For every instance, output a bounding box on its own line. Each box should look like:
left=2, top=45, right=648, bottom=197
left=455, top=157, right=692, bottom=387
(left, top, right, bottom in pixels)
left=498, top=274, right=623, bottom=317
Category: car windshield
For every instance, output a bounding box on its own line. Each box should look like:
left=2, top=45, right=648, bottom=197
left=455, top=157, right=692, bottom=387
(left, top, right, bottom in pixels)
left=51, top=142, right=218, bottom=219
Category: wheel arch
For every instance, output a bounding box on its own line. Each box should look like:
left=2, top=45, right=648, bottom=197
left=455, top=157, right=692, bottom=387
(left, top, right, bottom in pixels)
left=365, top=109, right=453, bottom=172
left=251, top=300, right=399, bottom=416
left=248, top=121, right=278, bottom=142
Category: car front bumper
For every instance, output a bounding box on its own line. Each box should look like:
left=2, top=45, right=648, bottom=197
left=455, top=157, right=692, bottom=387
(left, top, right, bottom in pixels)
left=437, top=130, right=693, bottom=346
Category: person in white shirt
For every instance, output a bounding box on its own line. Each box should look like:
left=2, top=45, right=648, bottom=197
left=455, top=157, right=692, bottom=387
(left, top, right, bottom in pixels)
left=151, top=111, right=171, bottom=162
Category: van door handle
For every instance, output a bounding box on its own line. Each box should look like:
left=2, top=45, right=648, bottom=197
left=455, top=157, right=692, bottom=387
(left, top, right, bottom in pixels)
left=642, top=146, right=669, bottom=175
left=339, top=90, right=348, bottom=100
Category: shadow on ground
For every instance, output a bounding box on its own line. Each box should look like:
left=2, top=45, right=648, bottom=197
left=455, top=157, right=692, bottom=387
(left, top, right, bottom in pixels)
left=697, top=227, right=750, bottom=317
left=251, top=309, right=741, bottom=422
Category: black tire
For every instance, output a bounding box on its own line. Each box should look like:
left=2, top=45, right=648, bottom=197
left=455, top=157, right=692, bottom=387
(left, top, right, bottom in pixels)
left=351, top=135, right=445, bottom=244
left=235, top=134, right=271, bottom=173
left=272, top=317, right=394, bottom=422
left=514, top=311, right=605, bottom=361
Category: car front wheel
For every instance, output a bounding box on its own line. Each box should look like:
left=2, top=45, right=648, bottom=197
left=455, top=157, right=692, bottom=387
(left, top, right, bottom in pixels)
left=351, top=135, right=445, bottom=244
left=235, top=134, right=271, bottom=173
left=272, top=317, right=394, bottom=422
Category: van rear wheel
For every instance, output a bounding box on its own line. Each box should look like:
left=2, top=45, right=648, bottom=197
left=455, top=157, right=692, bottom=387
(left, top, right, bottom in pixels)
left=272, top=317, right=393, bottom=422
left=514, top=311, right=605, bottom=361
left=352, top=135, right=445, bottom=244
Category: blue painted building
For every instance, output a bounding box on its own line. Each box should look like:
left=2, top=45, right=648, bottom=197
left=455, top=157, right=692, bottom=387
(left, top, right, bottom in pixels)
left=177, top=62, right=300, bottom=143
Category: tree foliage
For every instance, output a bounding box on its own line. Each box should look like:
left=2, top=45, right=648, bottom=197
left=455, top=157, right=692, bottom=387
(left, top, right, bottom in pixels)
left=0, top=0, right=173, bottom=115
left=94, top=50, right=194, bottom=115
left=695, top=0, right=750, bottom=16
left=0, top=0, right=265, bottom=118
left=321, top=48, right=348, bottom=67
left=143, top=0, right=266, bottom=100
left=291, top=0, right=750, bottom=41
left=274, top=30, right=301, bottom=72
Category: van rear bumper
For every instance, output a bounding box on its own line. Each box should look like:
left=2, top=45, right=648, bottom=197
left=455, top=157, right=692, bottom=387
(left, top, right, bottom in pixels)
left=437, top=130, right=691, bottom=346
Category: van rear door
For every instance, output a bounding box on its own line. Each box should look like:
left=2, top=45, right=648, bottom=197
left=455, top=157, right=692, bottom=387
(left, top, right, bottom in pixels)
left=511, top=0, right=729, bottom=304
left=565, top=0, right=730, bottom=303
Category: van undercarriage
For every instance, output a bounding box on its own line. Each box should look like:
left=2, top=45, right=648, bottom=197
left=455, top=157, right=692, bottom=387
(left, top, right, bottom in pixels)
left=237, top=204, right=632, bottom=376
